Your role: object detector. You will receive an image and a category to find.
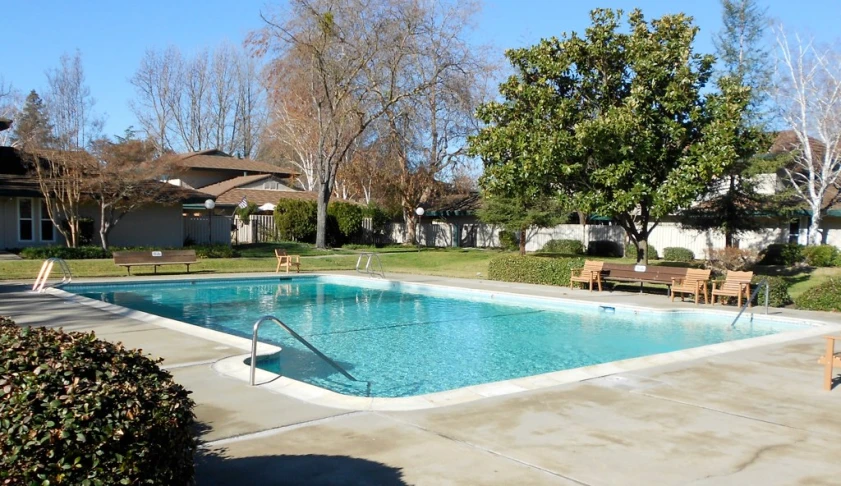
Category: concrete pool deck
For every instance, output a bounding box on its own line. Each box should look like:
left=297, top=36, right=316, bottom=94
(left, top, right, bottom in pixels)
left=1, top=272, right=840, bottom=485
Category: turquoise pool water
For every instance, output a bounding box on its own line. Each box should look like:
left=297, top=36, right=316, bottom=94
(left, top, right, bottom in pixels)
left=65, top=276, right=806, bottom=397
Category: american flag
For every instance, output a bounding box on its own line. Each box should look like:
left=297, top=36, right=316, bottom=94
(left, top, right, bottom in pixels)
left=237, top=196, right=248, bottom=209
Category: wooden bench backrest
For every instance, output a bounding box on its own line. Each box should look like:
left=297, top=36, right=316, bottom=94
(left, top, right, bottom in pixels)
left=684, top=268, right=711, bottom=282
left=724, top=271, right=753, bottom=284
left=275, top=249, right=288, bottom=257
left=602, top=263, right=689, bottom=283
left=581, top=260, right=604, bottom=272
left=113, top=250, right=197, bottom=265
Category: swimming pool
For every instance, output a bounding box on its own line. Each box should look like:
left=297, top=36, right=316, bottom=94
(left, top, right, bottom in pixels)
left=65, top=275, right=807, bottom=398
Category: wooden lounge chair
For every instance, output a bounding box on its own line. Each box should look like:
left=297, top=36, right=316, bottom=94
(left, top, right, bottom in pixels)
left=570, top=260, right=604, bottom=291
left=670, top=268, right=711, bottom=305
left=275, top=249, right=301, bottom=273
left=819, top=336, right=841, bottom=391
left=711, top=271, right=754, bottom=307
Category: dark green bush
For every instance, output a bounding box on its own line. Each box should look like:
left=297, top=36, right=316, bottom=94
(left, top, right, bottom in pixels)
left=328, top=201, right=364, bottom=246
left=794, top=278, right=841, bottom=311
left=539, top=239, right=585, bottom=255
left=663, top=247, right=695, bottom=262
left=189, top=244, right=237, bottom=259
left=751, top=275, right=792, bottom=308
left=498, top=231, right=519, bottom=251
left=588, top=240, right=623, bottom=257
left=488, top=255, right=585, bottom=286
left=19, top=246, right=109, bottom=260
left=758, top=243, right=804, bottom=266
left=625, top=242, right=658, bottom=260
left=0, top=318, right=196, bottom=485
left=802, top=244, right=839, bottom=267
left=274, top=200, right=318, bottom=243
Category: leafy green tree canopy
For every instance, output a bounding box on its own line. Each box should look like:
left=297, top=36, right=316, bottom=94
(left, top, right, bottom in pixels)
left=477, top=195, right=564, bottom=255
left=470, top=8, right=751, bottom=263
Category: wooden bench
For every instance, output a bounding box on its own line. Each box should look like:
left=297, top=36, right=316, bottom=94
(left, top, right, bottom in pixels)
left=275, top=249, right=301, bottom=273
left=711, top=271, right=754, bottom=307
left=113, top=250, right=197, bottom=275
left=601, top=263, right=689, bottom=292
left=570, top=260, right=605, bottom=291
left=670, top=268, right=712, bottom=305
left=819, top=336, right=841, bottom=391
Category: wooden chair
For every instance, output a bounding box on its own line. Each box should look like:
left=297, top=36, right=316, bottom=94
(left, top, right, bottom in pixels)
left=275, top=249, right=300, bottom=273
left=711, top=271, right=754, bottom=307
left=670, top=269, right=711, bottom=305
left=570, top=260, right=605, bottom=291
left=819, top=336, right=841, bottom=391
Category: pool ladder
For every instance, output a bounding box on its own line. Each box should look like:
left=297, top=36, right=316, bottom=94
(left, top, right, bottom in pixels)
left=355, top=252, right=385, bottom=278
left=730, top=278, right=770, bottom=328
left=33, top=258, right=72, bottom=292
left=250, top=315, right=371, bottom=395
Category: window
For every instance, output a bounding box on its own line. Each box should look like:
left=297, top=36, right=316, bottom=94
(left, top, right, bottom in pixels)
left=18, top=198, right=33, bottom=241
left=40, top=200, right=54, bottom=241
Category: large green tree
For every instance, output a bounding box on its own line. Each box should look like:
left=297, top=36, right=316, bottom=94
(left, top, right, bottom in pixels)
left=470, top=9, right=750, bottom=263
left=680, top=0, right=773, bottom=247
left=477, top=195, right=564, bottom=256
left=12, top=90, right=53, bottom=148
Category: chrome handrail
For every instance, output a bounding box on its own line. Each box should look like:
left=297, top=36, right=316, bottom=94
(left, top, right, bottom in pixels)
left=250, top=315, right=362, bottom=387
left=730, top=278, right=770, bottom=328
left=33, top=258, right=72, bottom=292
left=354, top=252, right=385, bottom=278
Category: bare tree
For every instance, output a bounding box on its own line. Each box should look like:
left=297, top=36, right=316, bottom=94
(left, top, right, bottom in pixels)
left=773, top=27, right=841, bottom=245
left=89, top=134, right=180, bottom=249
left=0, top=77, right=21, bottom=146
left=130, top=44, right=266, bottom=158
left=252, top=0, right=480, bottom=248
left=45, top=50, right=103, bottom=150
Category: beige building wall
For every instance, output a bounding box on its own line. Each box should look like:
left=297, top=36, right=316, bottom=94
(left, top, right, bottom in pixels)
left=0, top=196, right=65, bottom=249
left=81, top=204, right=185, bottom=248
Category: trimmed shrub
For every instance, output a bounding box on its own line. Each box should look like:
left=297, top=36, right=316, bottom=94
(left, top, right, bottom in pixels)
left=623, top=242, right=658, bottom=260
left=488, top=255, right=585, bottom=286
left=19, top=246, right=109, bottom=260
left=274, top=200, right=318, bottom=243
left=190, top=244, right=237, bottom=259
left=538, top=239, right=585, bottom=255
left=795, top=278, right=841, bottom=312
left=758, top=243, right=804, bottom=266
left=498, top=231, right=519, bottom=251
left=802, top=244, right=839, bottom=267
left=662, top=247, right=695, bottom=262
left=751, top=275, right=792, bottom=308
left=0, top=318, right=196, bottom=484
left=588, top=240, right=623, bottom=257
left=328, top=201, right=364, bottom=246
left=705, top=247, right=758, bottom=274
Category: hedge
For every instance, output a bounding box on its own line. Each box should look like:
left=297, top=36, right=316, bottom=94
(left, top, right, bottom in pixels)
left=538, top=239, right=585, bottom=255
left=19, top=244, right=236, bottom=260
left=752, top=275, right=792, bottom=308
left=488, top=255, right=585, bottom=286
left=274, top=199, right=318, bottom=243
left=794, top=278, right=841, bottom=312
left=328, top=201, right=364, bottom=246
left=662, top=247, right=694, bottom=262
left=758, top=243, right=804, bottom=266
left=0, top=318, right=196, bottom=485
left=587, top=240, right=623, bottom=257
left=802, top=244, right=839, bottom=267
left=625, top=242, right=657, bottom=260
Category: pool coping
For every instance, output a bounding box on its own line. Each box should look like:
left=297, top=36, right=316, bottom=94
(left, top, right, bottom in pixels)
left=47, top=273, right=835, bottom=411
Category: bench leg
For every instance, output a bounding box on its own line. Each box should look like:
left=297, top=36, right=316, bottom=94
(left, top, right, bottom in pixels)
left=154, top=265, right=158, bottom=274
left=127, top=266, right=131, bottom=276
left=825, top=339, right=835, bottom=391
left=186, top=264, right=191, bottom=274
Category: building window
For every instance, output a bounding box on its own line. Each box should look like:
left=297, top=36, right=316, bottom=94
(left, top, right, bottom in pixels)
left=18, top=198, right=33, bottom=241
left=40, top=200, right=54, bottom=241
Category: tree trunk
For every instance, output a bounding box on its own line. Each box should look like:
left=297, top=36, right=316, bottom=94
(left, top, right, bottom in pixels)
left=99, top=203, right=109, bottom=250
left=519, top=228, right=526, bottom=256
left=640, top=238, right=650, bottom=265
left=577, top=211, right=587, bottom=248
left=724, top=230, right=733, bottom=248
left=405, top=212, right=418, bottom=247
left=808, top=210, right=822, bottom=246
left=315, top=181, right=330, bottom=248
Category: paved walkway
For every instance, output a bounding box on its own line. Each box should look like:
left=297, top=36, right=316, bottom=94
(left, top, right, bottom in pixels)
left=1, top=274, right=840, bottom=485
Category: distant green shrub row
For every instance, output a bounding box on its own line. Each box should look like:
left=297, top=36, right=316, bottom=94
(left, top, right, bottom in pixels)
left=802, top=244, right=841, bottom=267
left=758, top=243, right=804, bottom=266
left=18, top=244, right=236, bottom=260
left=625, top=242, right=658, bottom=260
left=273, top=200, right=389, bottom=246
left=794, top=278, right=841, bottom=311
left=662, top=247, right=694, bottom=262
left=538, top=239, right=585, bottom=255
left=0, top=317, right=196, bottom=484
left=488, top=255, right=585, bottom=286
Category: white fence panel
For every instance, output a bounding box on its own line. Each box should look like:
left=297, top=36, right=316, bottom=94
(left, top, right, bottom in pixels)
left=184, top=216, right=232, bottom=245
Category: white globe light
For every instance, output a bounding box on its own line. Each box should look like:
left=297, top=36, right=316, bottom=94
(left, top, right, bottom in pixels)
left=204, top=199, right=216, bottom=210
left=415, top=207, right=425, bottom=216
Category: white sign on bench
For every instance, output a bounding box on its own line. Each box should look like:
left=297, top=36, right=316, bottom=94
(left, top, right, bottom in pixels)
left=151, top=251, right=162, bottom=257
left=634, top=265, right=647, bottom=272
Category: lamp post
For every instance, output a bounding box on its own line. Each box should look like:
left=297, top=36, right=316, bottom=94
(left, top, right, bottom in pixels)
left=204, top=199, right=216, bottom=243
left=415, top=207, right=425, bottom=252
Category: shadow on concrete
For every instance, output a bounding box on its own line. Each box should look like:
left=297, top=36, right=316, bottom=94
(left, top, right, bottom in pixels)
left=195, top=447, right=407, bottom=486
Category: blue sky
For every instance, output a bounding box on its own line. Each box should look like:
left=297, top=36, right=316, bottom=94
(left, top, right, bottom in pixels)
left=5, top=0, right=840, bottom=138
